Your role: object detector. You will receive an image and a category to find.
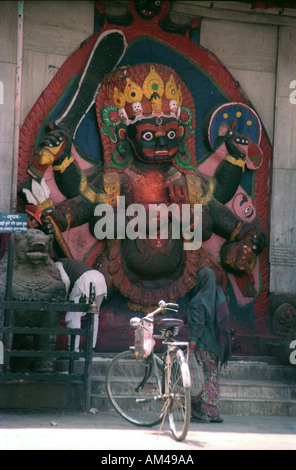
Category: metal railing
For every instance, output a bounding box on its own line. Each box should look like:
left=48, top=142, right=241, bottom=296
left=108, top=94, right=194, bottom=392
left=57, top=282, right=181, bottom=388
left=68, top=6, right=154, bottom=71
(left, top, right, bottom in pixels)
left=0, top=291, right=97, bottom=411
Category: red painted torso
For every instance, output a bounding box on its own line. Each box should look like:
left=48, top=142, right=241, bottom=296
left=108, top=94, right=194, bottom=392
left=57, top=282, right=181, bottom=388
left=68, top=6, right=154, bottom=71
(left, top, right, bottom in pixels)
left=121, top=169, right=185, bottom=280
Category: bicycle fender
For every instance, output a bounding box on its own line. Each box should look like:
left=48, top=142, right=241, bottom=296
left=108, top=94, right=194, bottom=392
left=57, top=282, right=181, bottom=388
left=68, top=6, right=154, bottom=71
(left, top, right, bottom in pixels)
left=176, top=349, right=191, bottom=388
left=181, top=361, right=191, bottom=388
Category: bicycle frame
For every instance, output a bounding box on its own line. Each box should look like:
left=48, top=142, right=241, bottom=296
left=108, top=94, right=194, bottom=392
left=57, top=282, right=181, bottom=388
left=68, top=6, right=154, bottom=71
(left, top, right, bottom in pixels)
left=164, top=343, right=191, bottom=392
left=106, top=300, right=191, bottom=440
left=131, top=304, right=191, bottom=400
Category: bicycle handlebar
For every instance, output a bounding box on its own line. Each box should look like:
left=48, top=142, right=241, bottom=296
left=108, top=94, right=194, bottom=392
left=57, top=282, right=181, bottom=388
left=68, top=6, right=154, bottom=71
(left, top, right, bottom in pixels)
left=130, top=301, right=179, bottom=329
left=145, top=300, right=179, bottom=320
left=159, top=300, right=179, bottom=309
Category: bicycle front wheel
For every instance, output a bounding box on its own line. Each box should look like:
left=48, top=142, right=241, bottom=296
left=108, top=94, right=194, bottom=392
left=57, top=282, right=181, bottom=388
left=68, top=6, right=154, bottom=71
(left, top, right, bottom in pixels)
left=106, top=350, right=164, bottom=427
left=168, top=349, right=191, bottom=441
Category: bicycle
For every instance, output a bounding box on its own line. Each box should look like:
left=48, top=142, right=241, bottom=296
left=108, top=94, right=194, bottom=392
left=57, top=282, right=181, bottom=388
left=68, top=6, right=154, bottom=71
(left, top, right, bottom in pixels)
left=105, top=300, right=191, bottom=441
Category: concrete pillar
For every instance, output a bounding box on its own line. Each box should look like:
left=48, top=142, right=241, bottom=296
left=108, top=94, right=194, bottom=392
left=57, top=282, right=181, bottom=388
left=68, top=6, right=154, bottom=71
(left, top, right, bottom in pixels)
left=199, top=18, right=277, bottom=140
left=21, top=1, right=94, bottom=122
left=269, top=26, right=296, bottom=294
left=0, top=1, right=17, bottom=212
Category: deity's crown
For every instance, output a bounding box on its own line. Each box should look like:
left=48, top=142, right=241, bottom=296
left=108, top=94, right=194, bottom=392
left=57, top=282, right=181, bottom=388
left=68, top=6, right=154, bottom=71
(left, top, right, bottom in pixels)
left=96, top=63, right=196, bottom=168
left=108, top=64, right=183, bottom=125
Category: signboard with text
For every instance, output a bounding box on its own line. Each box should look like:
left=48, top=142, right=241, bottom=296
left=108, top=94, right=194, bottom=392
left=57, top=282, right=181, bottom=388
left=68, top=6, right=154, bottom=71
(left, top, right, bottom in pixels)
left=0, top=213, right=27, bottom=233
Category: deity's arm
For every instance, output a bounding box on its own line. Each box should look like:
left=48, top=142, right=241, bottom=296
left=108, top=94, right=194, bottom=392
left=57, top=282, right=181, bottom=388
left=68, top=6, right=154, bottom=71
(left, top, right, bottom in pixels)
left=205, top=123, right=249, bottom=205
left=207, top=196, right=266, bottom=276
left=207, top=197, right=242, bottom=240
left=40, top=170, right=110, bottom=232
left=40, top=193, right=95, bottom=233
left=27, top=123, right=105, bottom=201
left=211, top=157, right=245, bottom=204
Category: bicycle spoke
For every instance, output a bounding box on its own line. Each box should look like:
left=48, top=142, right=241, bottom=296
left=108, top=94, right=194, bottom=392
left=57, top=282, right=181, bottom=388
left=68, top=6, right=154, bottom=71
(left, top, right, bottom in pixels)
left=105, top=301, right=190, bottom=440
left=106, top=351, right=164, bottom=427
left=168, top=351, right=191, bottom=441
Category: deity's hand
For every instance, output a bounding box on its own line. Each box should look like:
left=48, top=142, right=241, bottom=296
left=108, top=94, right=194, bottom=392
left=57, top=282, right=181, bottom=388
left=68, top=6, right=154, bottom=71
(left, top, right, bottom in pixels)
left=220, top=238, right=257, bottom=275
left=36, top=124, right=72, bottom=167
left=238, top=225, right=266, bottom=254
left=167, top=184, right=189, bottom=205
left=225, top=129, right=248, bottom=160
left=218, top=123, right=248, bottom=160
left=249, top=230, right=266, bottom=254
left=40, top=206, right=68, bottom=235
left=167, top=184, right=192, bottom=229
left=220, top=227, right=266, bottom=276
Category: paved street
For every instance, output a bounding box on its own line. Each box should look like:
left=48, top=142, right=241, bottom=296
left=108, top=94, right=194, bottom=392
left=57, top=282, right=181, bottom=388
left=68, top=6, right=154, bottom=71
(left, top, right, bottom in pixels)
left=0, top=410, right=295, bottom=451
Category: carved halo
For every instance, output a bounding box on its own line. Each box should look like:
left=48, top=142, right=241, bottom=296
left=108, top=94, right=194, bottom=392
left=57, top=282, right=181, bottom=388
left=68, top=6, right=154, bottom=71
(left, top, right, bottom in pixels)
left=208, top=102, right=263, bottom=170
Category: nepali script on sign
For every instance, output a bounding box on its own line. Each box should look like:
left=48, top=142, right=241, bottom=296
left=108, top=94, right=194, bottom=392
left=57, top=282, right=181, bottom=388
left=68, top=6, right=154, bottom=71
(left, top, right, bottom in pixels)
left=0, top=213, right=27, bottom=233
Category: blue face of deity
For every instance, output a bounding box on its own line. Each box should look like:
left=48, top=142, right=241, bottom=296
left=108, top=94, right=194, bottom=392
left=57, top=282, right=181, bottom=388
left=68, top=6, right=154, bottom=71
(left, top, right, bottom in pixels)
left=127, top=116, right=182, bottom=164
left=135, top=0, right=162, bottom=19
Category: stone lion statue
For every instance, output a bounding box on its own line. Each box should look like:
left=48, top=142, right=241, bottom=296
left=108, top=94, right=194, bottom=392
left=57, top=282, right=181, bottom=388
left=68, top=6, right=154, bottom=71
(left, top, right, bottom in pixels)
left=0, top=229, right=66, bottom=372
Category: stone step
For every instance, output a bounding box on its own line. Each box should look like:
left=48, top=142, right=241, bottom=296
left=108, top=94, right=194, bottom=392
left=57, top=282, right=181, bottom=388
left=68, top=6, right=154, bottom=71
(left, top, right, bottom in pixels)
left=87, top=354, right=296, bottom=383
left=91, top=376, right=296, bottom=401
left=89, top=392, right=296, bottom=417
left=89, top=379, right=296, bottom=417
left=220, top=378, right=296, bottom=401
left=220, top=356, right=296, bottom=383
left=4, top=355, right=294, bottom=413
left=87, top=354, right=296, bottom=417
left=220, top=397, right=296, bottom=417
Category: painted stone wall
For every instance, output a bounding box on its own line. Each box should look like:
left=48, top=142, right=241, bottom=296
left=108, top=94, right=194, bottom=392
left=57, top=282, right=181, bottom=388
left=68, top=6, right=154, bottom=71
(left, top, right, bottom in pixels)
left=16, top=1, right=272, bottom=355
left=1, top=1, right=296, bottom=356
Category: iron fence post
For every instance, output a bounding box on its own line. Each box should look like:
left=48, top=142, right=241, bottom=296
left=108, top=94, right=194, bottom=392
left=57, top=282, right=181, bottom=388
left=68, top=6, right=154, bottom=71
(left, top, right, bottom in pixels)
left=83, top=311, right=95, bottom=412
left=83, top=283, right=96, bottom=412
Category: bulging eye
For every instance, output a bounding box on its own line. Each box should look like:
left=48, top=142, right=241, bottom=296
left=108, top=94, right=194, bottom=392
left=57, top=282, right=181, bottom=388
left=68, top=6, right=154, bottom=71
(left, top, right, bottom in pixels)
left=167, top=130, right=176, bottom=140
left=142, top=131, right=154, bottom=141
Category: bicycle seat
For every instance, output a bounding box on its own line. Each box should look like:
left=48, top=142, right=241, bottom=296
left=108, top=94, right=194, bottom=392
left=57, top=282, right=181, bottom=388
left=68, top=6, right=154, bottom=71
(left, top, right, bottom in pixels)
left=158, top=318, right=184, bottom=330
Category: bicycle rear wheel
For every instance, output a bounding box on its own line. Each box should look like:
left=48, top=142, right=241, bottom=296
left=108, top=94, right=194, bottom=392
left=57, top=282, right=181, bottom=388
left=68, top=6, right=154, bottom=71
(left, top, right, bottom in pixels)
left=167, top=349, right=191, bottom=441
left=106, top=350, right=164, bottom=427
